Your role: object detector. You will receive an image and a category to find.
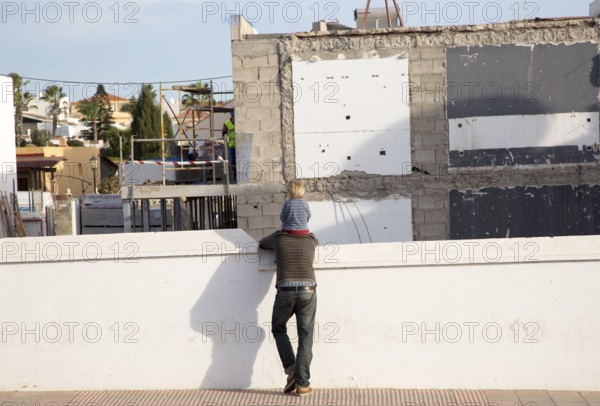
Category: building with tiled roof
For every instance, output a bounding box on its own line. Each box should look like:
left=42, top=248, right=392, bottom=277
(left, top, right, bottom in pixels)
left=71, top=93, right=133, bottom=129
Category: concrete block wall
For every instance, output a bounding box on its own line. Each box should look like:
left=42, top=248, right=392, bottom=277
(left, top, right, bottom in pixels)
left=408, top=46, right=449, bottom=239
left=236, top=188, right=286, bottom=241
left=232, top=19, right=600, bottom=242
left=232, top=38, right=284, bottom=186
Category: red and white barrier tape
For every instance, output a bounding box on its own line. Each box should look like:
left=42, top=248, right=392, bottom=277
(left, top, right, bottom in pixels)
left=124, top=159, right=226, bottom=167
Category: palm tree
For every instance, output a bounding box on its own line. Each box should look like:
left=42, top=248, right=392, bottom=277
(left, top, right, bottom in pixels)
left=41, top=85, right=67, bottom=138
left=78, top=99, right=101, bottom=143
left=181, top=81, right=215, bottom=108
left=8, top=72, right=37, bottom=143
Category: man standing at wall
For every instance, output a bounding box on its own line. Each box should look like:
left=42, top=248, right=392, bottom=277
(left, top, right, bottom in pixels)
left=222, top=111, right=236, bottom=182
left=259, top=231, right=318, bottom=397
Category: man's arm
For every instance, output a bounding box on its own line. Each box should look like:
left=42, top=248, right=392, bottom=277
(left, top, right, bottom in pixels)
left=259, top=231, right=278, bottom=250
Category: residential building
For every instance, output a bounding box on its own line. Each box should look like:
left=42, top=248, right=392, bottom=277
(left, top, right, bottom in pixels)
left=16, top=146, right=104, bottom=195
left=71, top=93, right=133, bottom=130
left=21, top=111, right=88, bottom=139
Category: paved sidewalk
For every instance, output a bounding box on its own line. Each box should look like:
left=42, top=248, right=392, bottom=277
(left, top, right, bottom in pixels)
left=0, top=389, right=598, bottom=406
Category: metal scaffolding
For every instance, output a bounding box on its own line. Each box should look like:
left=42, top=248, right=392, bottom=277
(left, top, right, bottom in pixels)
left=156, top=81, right=234, bottom=186
left=122, top=82, right=237, bottom=234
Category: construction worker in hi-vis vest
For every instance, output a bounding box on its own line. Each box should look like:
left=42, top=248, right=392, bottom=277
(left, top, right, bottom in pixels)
left=224, top=118, right=235, bottom=148
left=222, top=111, right=236, bottom=181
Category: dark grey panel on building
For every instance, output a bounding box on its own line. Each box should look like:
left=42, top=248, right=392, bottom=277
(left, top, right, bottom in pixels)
left=450, top=185, right=600, bottom=239
left=447, top=42, right=600, bottom=167
left=446, top=43, right=600, bottom=118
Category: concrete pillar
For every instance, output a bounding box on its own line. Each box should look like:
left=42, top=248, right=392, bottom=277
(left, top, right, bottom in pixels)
left=590, top=0, right=600, bottom=16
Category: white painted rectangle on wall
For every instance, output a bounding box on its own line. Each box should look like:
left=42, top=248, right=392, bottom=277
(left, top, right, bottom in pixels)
left=449, top=113, right=599, bottom=151
left=308, top=198, right=413, bottom=244
left=0, top=75, right=17, bottom=195
left=293, top=57, right=411, bottom=177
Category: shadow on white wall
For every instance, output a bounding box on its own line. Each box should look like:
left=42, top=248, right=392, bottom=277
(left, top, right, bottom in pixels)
left=190, top=258, right=274, bottom=388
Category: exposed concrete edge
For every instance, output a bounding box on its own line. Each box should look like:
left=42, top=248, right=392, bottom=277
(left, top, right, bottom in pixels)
left=241, top=17, right=597, bottom=41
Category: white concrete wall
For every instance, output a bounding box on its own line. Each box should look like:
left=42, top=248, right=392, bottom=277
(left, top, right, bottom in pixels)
left=308, top=198, right=413, bottom=244
left=293, top=57, right=411, bottom=177
left=0, top=75, right=18, bottom=195
left=0, top=230, right=599, bottom=391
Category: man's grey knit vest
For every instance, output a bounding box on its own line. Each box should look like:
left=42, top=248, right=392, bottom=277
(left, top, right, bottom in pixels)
left=274, top=233, right=317, bottom=286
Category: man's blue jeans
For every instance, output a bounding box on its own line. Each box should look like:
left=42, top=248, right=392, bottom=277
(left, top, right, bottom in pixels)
left=271, top=289, right=317, bottom=388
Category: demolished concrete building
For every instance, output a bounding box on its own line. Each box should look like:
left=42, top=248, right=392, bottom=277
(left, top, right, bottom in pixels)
left=229, top=16, right=600, bottom=243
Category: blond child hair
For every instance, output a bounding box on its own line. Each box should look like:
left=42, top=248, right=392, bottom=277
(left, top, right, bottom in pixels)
left=287, top=179, right=305, bottom=199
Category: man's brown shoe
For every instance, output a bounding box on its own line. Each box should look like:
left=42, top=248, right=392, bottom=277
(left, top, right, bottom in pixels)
left=284, top=372, right=295, bottom=393
left=296, top=386, right=313, bottom=397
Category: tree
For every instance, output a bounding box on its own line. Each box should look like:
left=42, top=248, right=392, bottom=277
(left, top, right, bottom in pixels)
left=78, top=84, right=114, bottom=143
left=163, top=111, right=174, bottom=139
left=98, top=176, right=120, bottom=194
left=8, top=72, right=37, bottom=144
left=67, top=139, right=84, bottom=147
left=78, top=99, right=101, bottom=142
left=130, top=84, right=173, bottom=159
left=93, top=84, right=114, bottom=140
left=31, top=129, right=50, bottom=146
left=41, top=85, right=67, bottom=138
left=101, top=127, right=132, bottom=159
left=181, top=81, right=216, bottom=108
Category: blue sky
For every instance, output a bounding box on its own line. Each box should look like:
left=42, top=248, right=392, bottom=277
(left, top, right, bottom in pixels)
left=0, top=0, right=586, bottom=102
